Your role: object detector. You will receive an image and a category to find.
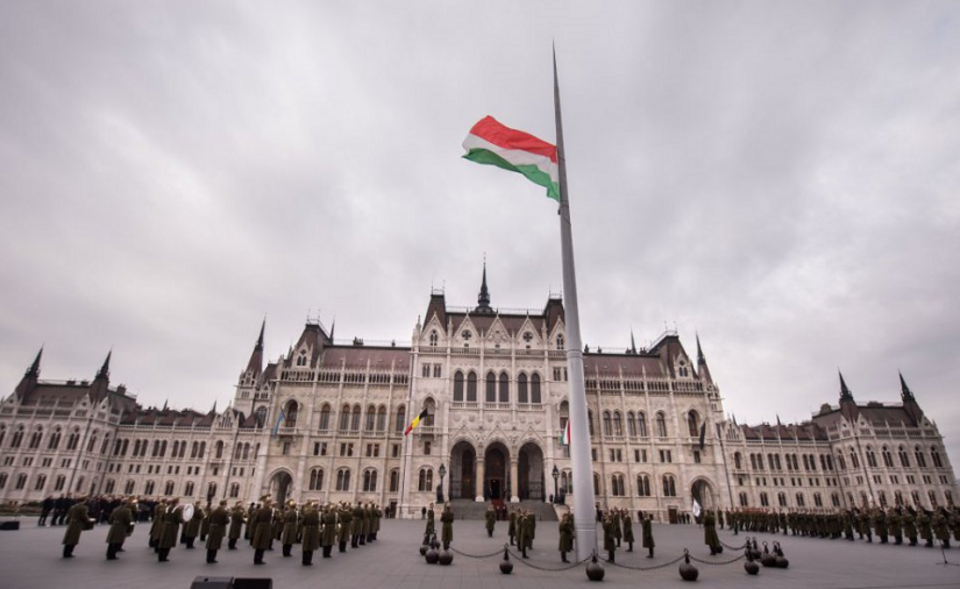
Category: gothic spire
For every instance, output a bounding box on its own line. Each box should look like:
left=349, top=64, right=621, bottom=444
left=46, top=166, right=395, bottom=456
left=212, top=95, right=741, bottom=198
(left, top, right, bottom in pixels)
left=96, top=350, right=112, bottom=380
left=696, top=332, right=713, bottom=383
left=475, top=258, right=493, bottom=314
left=630, top=329, right=637, bottom=354
left=899, top=371, right=915, bottom=401
left=696, top=332, right=705, bottom=364
left=245, top=320, right=265, bottom=377
left=26, top=346, right=43, bottom=377
left=839, top=370, right=854, bottom=402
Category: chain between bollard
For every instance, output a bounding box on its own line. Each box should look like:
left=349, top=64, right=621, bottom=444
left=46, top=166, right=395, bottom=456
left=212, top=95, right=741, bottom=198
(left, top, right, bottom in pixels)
left=448, top=545, right=505, bottom=559
left=688, top=552, right=747, bottom=566
left=719, top=539, right=748, bottom=551
left=504, top=548, right=592, bottom=571
left=601, top=553, right=685, bottom=571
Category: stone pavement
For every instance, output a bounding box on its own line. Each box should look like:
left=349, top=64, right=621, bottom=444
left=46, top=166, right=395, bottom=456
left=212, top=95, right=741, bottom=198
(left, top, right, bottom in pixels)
left=1, top=516, right=959, bottom=589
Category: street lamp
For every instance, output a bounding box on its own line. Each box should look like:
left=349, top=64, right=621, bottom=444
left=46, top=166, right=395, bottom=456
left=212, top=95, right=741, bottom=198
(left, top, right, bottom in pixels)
left=438, top=463, right=447, bottom=503
left=552, top=465, right=560, bottom=504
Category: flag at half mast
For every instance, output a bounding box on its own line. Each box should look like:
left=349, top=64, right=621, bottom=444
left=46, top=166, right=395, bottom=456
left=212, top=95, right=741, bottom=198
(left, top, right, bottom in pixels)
left=462, top=116, right=560, bottom=201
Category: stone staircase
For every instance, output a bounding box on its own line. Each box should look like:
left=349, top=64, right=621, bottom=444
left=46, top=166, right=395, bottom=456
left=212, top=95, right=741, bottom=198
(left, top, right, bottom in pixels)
left=448, top=499, right=558, bottom=521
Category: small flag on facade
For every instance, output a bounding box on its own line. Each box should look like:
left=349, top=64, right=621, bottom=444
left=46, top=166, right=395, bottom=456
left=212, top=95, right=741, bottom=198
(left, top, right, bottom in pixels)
left=560, top=420, right=571, bottom=446
left=404, top=408, right=430, bottom=436
left=698, top=422, right=706, bottom=449
left=692, top=498, right=702, bottom=518
left=271, top=409, right=286, bottom=437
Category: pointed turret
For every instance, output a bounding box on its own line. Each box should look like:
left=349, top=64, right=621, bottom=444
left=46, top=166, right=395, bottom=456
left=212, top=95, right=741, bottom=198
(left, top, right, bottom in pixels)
left=210, top=399, right=218, bottom=414
left=245, top=320, right=265, bottom=377
left=899, top=371, right=924, bottom=426
left=14, top=347, right=43, bottom=399
left=696, top=333, right=713, bottom=383
left=475, top=259, right=493, bottom=314
left=96, top=350, right=112, bottom=380
left=630, top=329, right=637, bottom=355
left=838, top=370, right=859, bottom=422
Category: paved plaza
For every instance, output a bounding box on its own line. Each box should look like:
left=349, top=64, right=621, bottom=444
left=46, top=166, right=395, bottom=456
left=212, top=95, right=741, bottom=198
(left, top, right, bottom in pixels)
left=1, top=517, right=958, bottom=589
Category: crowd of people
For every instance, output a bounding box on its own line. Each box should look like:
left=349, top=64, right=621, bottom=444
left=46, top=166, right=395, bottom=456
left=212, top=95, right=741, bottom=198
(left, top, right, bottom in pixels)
left=57, top=493, right=384, bottom=565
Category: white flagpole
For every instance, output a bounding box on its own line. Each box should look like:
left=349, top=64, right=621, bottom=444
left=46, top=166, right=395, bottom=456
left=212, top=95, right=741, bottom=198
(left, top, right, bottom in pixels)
left=554, top=47, right=598, bottom=559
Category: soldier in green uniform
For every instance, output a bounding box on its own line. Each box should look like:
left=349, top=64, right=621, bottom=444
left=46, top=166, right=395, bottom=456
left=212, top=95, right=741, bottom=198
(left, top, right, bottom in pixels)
left=622, top=510, right=635, bottom=552
left=441, top=503, right=454, bottom=549
left=184, top=501, right=203, bottom=549
left=717, top=509, right=725, bottom=530
left=245, top=502, right=257, bottom=545
left=251, top=496, right=275, bottom=565
left=888, top=507, right=903, bottom=545
left=508, top=508, right=517, bottom=545
left=199, top=505, right=211, bottom=543
left=933, top=507, right=951, bottom=549
left=157, top=499, right=184, bottom=562
left=205, top=500, right=229, bottom=564
left=703, top=509, right=721, bottom=555
left=281, top=500, right=300, bottom=557
left=300, top=502, right=321, bottom=566
left=918, top=508, right=934, bottom=547
left=876, top=507, right=889, bottom=544
left=321, top=504, right=338, bottom=558
left=338, top=504, right=352, bottom=552
left=603, top=513, right=616, bottom=563
left=351, top=502, right=364, bottom=548
left=641, top=512, right=655, bottom=558
left=485, top=503, right=496, bottom=537
left=904, top=507, right=918, bottom=546
left=558, top=511, right=574, bottom=562
left=424, top=502, right=435, bottom=540
left=62, top=496, right=93, bottom=558
left=105, top=498, right=133, bottom=560
left=517, top=510, right=531, bottom=558
left=149, top=499, right=167, bottom=551
left=613, top=508, right=622, bottom=547
left=228, top=502, right=245, bottom=550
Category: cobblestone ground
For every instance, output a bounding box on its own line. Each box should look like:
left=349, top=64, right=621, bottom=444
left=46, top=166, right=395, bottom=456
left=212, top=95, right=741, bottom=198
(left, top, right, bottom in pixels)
left=1, top=517, right=959, bottom=589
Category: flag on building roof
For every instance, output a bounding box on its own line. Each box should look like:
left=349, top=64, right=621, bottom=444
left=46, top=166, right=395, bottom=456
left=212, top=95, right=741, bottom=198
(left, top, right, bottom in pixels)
left=271, top=409, right=286, bottom=437
left=404, top=408, right=430, bottom=436
left=560, top=420, right=571, bottom=446
left=462, top=116, right=560, bottom=201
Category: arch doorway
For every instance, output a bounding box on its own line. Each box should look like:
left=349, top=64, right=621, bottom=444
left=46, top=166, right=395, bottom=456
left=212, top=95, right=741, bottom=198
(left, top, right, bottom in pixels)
left=450, top=441, right=476, bottom=499
left=691, top=478, right=716, bottom=512
left=270, top=471, right=294, bottom=505
left=518, top=442, right=545, bottom=500
left=484, top=443, right=509, bottom=500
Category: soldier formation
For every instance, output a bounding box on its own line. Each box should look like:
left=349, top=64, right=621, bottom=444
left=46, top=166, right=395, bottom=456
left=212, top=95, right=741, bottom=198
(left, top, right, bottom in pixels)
left=56, top=492, right=384, bottom=565
left=718, top=505, right=959, bottom=550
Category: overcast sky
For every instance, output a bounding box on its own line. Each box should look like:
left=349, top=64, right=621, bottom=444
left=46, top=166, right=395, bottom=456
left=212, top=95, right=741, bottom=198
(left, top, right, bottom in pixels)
left=2, top=1, right=958, bottom=462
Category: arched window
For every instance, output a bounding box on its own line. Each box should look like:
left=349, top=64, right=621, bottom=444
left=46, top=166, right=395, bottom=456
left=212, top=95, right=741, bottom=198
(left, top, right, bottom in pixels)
left=662, top=475, right=677, bottom=497
left=362, top=469, right=378, bottom=492
left=172, top=440, right=181, bottom=458
left=390, top=469, right=400, bottom=492
left=760, top=492, right=769, bottom=507
left=28, top=427, right=42, bottom=449
left=229, top=483, right=240, bottom=498
left=0, top=426, right=5, bottom=447
left=429, top=331, right=438, bottom=347
left=336, top=468, right=351, bottom=491
left=164, top=481, right=175, bottom=496
left=418, top=468, right=433, bottom=492
left=191, top=441, right=199, bottom=459
left=11, top=426, right=25, bottom=448
left=48, top=428, right=61, bottom=450
left=517, top=373, right=529, bottom=404
left=882, top=446, right=894, bottom=468
left=198, top=441, right=205, bottom=459
left=637, top=413, right=648, bottom=437
left=687, top=411, right=700, bottom=437
left=637, top=474, right=651, bottom=496
left=184, top=481, right=195, bottom=497
left=395, top=406, right=406, bottom=432
left=365, top=405, right=377, bottom=432
left=898, top=446, right=910, bottom=467
left=485, top=372, right=496, bottom=403
left=593, top=473, right=601, bottom=495
left=423, top=399, right=436, bottom=426
left=499, top=372, right=510, bottom=403
left=531, top=373, right=542, bottom=404
left=866, top=447, right=877, bottom=468
left=319, top=404, right=331, bottom=430
left=656, top=412, right=668, bottom=438
left=339, top=404, right=351, bottom=431
left=588, top=410, right=595, bottom=436
left=255, top=406, right=267, bottom=428
left=214, top=441, right=223, bottom=459
left=611, top=474, right=625, bottom=497
left=0, top=473, right=7, bottom=489
left=453, top=371, right=464, bottom=402
left=35, top=474, right=47, bottom=491
left=778, top=492, right=787, bottom=507
left=207, top=482, right=216, bottom=498
left=603, top=411, right=612, bottom=436
left=734, top=452, right=742, bottom=469
left=124, top=480, right=136, bottom=495
left=284, top=399, right=299, bottom=428
left=931, top=447, right=943, bottom=468
left=242, top=443, right=250, bottom=460
left=466, top=371, right=478, bottom=402
left=351, top=405, right=362, bottom=431
left=556, top=335, right=564, bottom=350
left=377, top=406, right=387, bottom=431
left=309, top=468, right=324, bottom=491
left=67, top=428, right=81, bottom=450
left=627, top=412, right=637, bottom=437
left=144, top=480, right=156, bottom=495
left=613, top=411, right=623, bottom=437
left=296, top=350, right=307, bottom=367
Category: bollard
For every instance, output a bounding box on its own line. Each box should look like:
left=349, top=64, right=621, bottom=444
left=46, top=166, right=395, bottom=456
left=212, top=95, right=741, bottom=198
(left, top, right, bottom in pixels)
left=744, top=547, right=760, bottom=576
left=773, top=541, right=789, bottom=569
left=679, top=549, right=699, bottom=581
left=499, top=546, right=513, bottom=575
left=438, top=548, right=453, bottom=565
left=585, top=551, right=605, bottom=581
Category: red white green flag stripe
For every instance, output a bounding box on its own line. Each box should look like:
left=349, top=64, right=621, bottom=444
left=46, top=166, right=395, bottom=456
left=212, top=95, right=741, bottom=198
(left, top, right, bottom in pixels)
left=560, top=420, right=571, bottom=446
left=462, top=116, right=560, bottom=201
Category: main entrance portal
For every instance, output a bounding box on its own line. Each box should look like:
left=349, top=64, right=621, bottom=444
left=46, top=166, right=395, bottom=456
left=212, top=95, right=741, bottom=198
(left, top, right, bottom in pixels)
left=450, top=441, right=476, bottom=500
left=484, top=445, right=507, bottom=500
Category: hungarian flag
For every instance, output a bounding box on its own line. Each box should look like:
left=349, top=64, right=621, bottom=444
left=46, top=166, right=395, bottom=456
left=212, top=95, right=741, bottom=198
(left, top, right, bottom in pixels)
left=462, top=116, right=560, bottom=201
left=560, top=420, right=571, bottom=446
left=404, top=408, right=430, bottom=436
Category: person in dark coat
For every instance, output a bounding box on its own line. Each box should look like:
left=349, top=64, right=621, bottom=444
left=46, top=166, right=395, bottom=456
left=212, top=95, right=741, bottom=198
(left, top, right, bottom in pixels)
left=558, top=512, right=574, bottom=563
left=281, top=501, right=300, bottom=557
left=338, top=504, right=352, bottom=553
left=508, top=509, right=517, bottom=545
left=703, top=510, right=721, bottom=555
left=183, top=502, right=202, bottom=549
left=205, top=500, right=229, bottom=564
left=149, top=499, right=167, bottom=550
left=228, top=502, right=245, bottom=550
left=424, top=502, right=435, bottom=538
left=300, top=502, right=321, bottom=566
left=321, top=504, right=337, bottom=558
left=39, top=496, right=54, bottom=526
left=200, top=505, right=211, bottom=542
left=485, top=504, right=496, bottom=537
left=641, top=512, right=655, bottom=558
left=603, top=514, right=617, bottom=563
left=622, top=511, right=635, bottom=552
left=105, top=500, right=133, bottom=560
left=251, top=497, right=275, bottom=565
left=157, top=499, right=184, bottom=562
left=62, top=497, right=93, bottom=558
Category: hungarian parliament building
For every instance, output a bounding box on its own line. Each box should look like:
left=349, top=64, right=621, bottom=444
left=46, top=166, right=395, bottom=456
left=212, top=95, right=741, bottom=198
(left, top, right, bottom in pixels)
left=1, top=274, right=957, bottom=520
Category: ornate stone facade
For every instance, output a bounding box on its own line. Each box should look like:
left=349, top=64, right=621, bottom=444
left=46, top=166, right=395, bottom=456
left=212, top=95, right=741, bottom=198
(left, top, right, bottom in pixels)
left=1, top=279, right=956, bottom=520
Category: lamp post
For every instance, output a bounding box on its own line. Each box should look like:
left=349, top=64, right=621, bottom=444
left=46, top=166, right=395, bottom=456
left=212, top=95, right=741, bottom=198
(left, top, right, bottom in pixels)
left=438, top=463, right=447, bottom=504
left=552, top=465, right=560, bottom=504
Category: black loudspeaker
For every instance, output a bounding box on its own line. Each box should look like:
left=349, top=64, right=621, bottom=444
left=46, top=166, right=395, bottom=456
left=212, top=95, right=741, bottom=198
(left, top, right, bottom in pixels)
left=190, top=577, right=234, bottom=589
left=233, top=579, right=273, bottom=589
left=0, top=521, right=20, bottom=530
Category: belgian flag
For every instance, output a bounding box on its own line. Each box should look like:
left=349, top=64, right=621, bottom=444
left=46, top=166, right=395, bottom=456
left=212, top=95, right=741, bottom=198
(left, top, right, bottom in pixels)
left=404, top=408, right=430, bottom=436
